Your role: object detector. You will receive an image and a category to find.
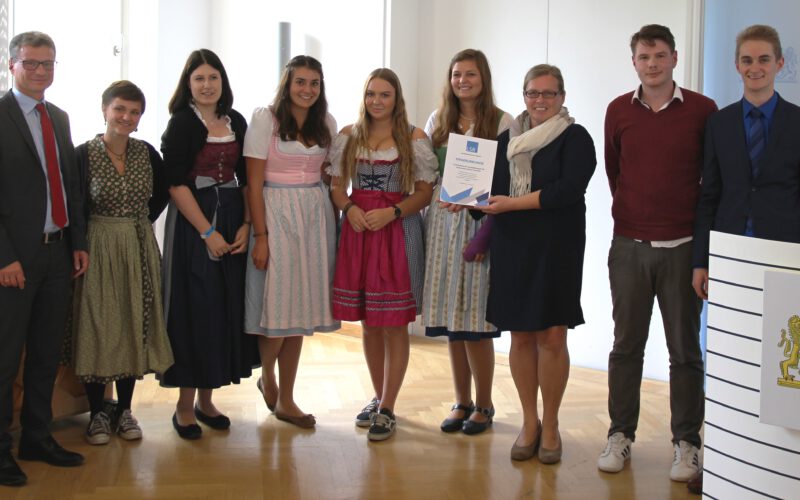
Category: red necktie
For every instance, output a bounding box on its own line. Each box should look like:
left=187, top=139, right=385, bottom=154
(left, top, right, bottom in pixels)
left=35, top=103, right=67, bottom=228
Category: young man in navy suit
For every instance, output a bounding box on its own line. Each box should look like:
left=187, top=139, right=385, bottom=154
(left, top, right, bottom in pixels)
left=0, top=31, right=88, bottom=487
left=690, top=23, right=799, bottom=495
left=693, top=25, right=800, bottom=296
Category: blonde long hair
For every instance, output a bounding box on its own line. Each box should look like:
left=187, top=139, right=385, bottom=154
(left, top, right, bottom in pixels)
left=340, top=68, right=415, bottom=193
left=430, top=49, right=501, bottom=148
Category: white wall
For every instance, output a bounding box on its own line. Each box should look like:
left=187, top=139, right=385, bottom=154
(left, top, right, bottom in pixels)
left=124, top=0, right=164, bottom=149
left=398, top=0, right=701, bottom=381
left=208, top=0, right=385, bottom=129
left=413, top=0, right=548, bottom=126
left=386, top=0, right=420, bottom=124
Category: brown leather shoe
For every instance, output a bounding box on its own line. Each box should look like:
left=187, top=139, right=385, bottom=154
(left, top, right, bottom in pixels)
left=275, top=411, right=316, bottom=429
left=511, top=420, right=541, bottom=461
left=538, top=430, right=562, bottom=464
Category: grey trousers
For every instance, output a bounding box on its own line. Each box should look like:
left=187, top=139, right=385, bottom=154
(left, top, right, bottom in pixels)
left=607, top=236, right=704, bottom=447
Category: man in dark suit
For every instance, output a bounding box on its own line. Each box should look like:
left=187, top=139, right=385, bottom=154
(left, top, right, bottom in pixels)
left=0, top=31, right=89, bottom=487
left=693, top=24, right=800, bottom=297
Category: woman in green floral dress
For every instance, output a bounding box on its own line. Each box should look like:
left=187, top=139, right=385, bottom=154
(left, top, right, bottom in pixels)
left=69, top=81, right=173, bottom=445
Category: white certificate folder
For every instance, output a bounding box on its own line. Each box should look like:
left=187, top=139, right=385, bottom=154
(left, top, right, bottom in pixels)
left=439, top=133, right=498, bottom=206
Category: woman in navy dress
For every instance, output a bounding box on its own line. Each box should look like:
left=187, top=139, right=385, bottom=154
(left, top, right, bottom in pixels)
left=482, top=64, right=596, bottom=464
left=160, top=49, right=258, bottom=439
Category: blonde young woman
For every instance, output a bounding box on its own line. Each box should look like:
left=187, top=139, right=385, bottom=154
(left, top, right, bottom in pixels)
left=422, top=49, right=512, bottom=435
left=328, top=68, right=437, bottom=441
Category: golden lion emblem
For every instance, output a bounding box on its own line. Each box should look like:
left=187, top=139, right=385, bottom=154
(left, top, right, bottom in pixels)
left=777, top=314, right=800, bottom=388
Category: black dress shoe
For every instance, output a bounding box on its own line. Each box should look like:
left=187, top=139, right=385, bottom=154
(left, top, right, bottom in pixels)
left=0, top=452, right=26, bottom=486
left=172, top=413, right=202, bottom=440
left=194, top=406, right=231, bottom=430
left=462, top=405, right=495, bottom=435
left=18, top=436, right=84, bottom=467
left=440, top=402, right=474, bottom=432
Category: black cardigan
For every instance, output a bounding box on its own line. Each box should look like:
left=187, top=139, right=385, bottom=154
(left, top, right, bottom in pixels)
left=160, top=107, right=248, bottom=188
left=75, top=138, right=169, bottom=223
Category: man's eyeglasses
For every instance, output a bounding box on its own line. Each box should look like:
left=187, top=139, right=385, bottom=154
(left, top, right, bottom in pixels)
left=14, top=59, right=57, bottom=72
left=523, top=90, right=561, bottom=99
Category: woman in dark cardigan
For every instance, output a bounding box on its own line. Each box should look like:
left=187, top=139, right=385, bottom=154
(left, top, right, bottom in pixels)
left=159, top=49, right=258, bottom=439
left=481, top=64, right=596, bottom=464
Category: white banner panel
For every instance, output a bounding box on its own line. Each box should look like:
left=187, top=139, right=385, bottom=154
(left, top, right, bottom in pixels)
left=703, top=231, right=800, bottom=499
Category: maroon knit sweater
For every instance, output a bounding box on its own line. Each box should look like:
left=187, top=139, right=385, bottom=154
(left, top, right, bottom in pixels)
left=605, top=88, right=717, bottom=240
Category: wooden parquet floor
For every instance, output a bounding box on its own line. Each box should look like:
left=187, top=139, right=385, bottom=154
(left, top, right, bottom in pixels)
left=4, top=325, right=696, bottom=499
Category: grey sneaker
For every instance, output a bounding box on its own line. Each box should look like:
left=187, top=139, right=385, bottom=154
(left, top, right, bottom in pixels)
left=355, top=397, right=380, bottom=428
left=116, top=409, right=143, bottom=441
left=367, top=408, right=396, bottom=441
left=670, top=441, right=701, bottom=482
left=86, top=411, right=112, bottom=445
left=598, top=432, right=632, bottom=472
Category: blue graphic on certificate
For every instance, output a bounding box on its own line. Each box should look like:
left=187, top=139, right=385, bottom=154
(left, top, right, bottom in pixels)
left=439, top=133, right=498, bottom=206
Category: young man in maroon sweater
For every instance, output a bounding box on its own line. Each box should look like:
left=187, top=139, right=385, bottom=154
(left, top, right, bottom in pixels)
left=598, top=24, right=717, bottom=482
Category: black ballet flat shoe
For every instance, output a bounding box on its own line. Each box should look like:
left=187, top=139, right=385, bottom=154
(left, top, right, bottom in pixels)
left=462, top=405, right=495, bottom=435
left=440, top=402, right=475, bottom=432
left=172, top=413, right=202, bottom=440
left=193, top=406, right=231, bottom=430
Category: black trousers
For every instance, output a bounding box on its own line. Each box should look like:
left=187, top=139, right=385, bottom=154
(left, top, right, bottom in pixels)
left=0, top=238, right=72, bottom=452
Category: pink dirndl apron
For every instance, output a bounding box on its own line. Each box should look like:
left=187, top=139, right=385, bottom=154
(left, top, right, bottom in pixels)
left=332, top=189, right=416, bottom=326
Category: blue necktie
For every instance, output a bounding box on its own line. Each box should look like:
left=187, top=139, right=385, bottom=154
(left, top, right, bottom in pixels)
left=745, top=108, right=765, bottom=236
left=748, top=108, right=765, bottom=177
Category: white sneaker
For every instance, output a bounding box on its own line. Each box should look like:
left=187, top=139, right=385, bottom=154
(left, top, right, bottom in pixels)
left=597, top=432, right=632, bottom=472
left=86, top=411, right=112, bottom=445
left=116, top=409, right=143, bottom=440
left=670, top=441, right=701, bottom=482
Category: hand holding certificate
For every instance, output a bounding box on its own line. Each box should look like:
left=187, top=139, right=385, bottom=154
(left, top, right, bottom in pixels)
left=439, top=133, right=498, bottom=207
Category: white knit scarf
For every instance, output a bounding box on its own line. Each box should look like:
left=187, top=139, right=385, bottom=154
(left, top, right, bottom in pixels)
left=507, top=106, right=574, bottom=197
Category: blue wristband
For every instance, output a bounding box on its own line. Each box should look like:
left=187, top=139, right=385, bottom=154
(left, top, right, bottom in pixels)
left=200, top=226, right=215, bottom=239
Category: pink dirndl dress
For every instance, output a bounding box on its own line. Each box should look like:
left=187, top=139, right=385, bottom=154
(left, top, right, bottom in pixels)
left=328, top=135, right=438, bottom=327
